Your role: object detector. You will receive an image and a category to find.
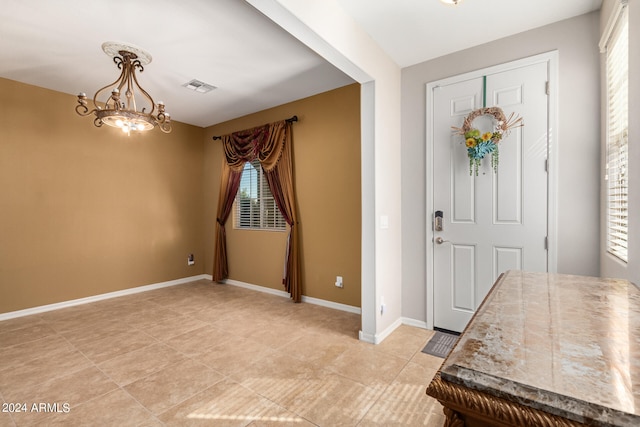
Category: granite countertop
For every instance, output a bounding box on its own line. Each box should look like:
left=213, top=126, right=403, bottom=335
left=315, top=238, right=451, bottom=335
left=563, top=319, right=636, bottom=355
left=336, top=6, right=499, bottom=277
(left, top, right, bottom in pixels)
left=440, top=270, right=640, bottom=427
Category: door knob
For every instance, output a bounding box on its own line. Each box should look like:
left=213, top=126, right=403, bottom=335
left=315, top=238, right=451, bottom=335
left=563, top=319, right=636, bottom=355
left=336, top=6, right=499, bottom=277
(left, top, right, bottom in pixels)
left=435, top=236, right=449, bottom=245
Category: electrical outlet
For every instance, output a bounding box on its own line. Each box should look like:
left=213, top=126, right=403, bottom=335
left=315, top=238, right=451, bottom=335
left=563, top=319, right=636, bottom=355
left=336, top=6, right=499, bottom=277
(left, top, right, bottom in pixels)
left=187, top=254, right=195, bottom=266
left=335, top=276, right=343, bottom=288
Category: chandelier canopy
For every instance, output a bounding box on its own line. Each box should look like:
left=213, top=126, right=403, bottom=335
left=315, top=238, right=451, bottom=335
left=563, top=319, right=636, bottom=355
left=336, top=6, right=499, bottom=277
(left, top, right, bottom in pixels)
left=75, top=42, right=171, bottom=134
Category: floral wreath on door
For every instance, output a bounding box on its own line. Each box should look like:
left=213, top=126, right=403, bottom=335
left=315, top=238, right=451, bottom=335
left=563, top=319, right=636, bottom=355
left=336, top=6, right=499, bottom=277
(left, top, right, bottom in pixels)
left=452, top=107, right=523, bottom=176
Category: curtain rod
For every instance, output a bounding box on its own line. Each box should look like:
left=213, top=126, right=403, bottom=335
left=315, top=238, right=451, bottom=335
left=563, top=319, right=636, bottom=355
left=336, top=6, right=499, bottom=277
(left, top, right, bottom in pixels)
left=212, top=115, right=298, bottom=140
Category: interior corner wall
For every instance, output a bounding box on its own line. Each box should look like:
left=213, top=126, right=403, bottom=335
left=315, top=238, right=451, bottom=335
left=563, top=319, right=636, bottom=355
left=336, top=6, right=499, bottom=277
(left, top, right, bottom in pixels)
left=250, top=0, right=403, bottom=343
left=203, top=84, right=362, bottom=308
left=0, top=78, right=205, bottom=314
left=401, top=12, right=602, bottom=322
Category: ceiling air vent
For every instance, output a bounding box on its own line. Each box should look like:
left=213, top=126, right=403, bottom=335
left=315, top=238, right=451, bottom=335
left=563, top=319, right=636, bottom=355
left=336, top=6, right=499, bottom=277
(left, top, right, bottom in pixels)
left=182, top=79, right=217, bottom=93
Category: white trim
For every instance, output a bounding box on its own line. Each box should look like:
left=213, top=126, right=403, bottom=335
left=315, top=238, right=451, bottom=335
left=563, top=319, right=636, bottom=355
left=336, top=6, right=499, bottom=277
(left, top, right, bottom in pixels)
left=546, top=52, right=560, bottom=274
left=0, top=275, right=209, bottom=321
left=599, top=0, right=628, bottom=53
left=1, top=275, right=363, bottom=322
left=223, top=278, right=291, bottom=298
left=401, top=317, right=429, bottom=330
left=303, top=295, right=361, bottom=314
left=372, top=316, right=402, bottom=344
left=425, top=74, right=436, bottom=331
left=223, top=278, right=361, bottom=315
left=360, top=318, right=429, bottom=344
left=246, top=0, right=373, bottom=84
left=359, top=81, right=378, bottom=347
left=425, top=51, right=559, bottom=331
left=358, top=330, right=376, bottom=344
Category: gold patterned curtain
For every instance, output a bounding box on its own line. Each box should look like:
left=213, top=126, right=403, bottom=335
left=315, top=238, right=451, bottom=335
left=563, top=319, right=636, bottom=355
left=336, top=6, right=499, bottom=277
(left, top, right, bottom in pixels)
left=212, top=120, right=301, bottom=302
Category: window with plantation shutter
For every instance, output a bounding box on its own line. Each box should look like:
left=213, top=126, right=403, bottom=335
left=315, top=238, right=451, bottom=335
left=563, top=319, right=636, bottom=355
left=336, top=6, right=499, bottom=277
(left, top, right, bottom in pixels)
left=604, top=4, right=628, bottom=262
left=234, top=159, right=286, bottom=231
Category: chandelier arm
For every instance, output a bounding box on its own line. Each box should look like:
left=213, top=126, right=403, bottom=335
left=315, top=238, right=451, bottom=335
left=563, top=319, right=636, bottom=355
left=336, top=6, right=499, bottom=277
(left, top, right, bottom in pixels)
left=132, top=59, right=144, bottom=72
left=75, top=94, right=95, bottom=117
left=75, top=105, right=96, bottom=117
left=92, top=65, right=129, bottom=110
left=130, top=67, right=156, bottom=116
left=158, top=121, right=171, bottom=133
left=113, top=56, right=127, bottom=98
left=157, top=112, right=168, bottom=123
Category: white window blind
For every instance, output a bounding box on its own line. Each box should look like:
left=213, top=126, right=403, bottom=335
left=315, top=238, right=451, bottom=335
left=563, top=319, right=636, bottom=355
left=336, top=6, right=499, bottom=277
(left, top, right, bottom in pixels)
left=604, top=5, right=628, bottom=262
left=235, top=159, right=286, bottom=231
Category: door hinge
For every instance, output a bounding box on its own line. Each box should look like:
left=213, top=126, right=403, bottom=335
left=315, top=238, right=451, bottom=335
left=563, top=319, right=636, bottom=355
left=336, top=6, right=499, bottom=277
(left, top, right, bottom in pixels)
left=545, top=158, right=549, bottom=172
left=545, top=236, right=549, bottom=250
left=545, top=81, right=550, bottom=95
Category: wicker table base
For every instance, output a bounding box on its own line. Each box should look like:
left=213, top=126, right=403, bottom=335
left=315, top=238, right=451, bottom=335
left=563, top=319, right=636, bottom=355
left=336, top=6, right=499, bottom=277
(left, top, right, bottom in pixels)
left=427, top=372, right=585, bottom=427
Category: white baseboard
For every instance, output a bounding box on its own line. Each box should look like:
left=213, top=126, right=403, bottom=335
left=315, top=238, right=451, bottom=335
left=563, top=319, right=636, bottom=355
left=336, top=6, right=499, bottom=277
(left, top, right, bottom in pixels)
left=359, top=330, right=376, bottom=344
left=401, top=317, right=429, bottom=330
left=373, top=317, right=403, bottom=344
left=216, top=279, right=432, bottom=344
left=0, top=275, right=209, bottom=321
left=301, top=295, right=361, bottom=314
left=222, top=278, right=361, bottom=315
left=361, top=318, right=430, bottom=344
left=2, top=273, right=370, bottom=336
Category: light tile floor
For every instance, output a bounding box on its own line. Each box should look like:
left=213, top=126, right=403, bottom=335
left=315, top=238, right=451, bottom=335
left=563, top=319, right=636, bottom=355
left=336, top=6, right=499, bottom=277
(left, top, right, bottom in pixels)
left=0, top=280, right=446, bottom=426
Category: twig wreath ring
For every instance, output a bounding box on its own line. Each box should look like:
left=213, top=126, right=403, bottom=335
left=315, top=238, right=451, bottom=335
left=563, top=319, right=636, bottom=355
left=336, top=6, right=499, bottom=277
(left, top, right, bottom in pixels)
left=452, top=107, right=523, bottom=176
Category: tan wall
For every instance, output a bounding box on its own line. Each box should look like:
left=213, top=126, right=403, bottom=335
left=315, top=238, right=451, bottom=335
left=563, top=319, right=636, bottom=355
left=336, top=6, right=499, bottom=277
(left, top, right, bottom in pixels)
left=0, top=78, right=360, bottom=314
left=204, top=84, right=361, bottom=307
left=0, top=78, right=205, bottom=313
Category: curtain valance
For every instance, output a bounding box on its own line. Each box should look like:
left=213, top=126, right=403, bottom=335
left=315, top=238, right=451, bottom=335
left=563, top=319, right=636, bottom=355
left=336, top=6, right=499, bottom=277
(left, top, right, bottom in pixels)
left=221, top=122, right=285, bottom=171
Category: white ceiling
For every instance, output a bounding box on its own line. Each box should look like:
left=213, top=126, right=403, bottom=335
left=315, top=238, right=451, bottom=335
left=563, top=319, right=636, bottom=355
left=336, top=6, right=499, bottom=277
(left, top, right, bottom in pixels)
left=338, top=0, right=602, bottom=67
left=0, top=0, right=601, bottom=128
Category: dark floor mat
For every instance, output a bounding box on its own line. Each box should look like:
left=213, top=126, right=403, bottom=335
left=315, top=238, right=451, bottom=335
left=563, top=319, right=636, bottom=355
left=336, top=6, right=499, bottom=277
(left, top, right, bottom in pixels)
left=421, top=330, right=459, bottom=358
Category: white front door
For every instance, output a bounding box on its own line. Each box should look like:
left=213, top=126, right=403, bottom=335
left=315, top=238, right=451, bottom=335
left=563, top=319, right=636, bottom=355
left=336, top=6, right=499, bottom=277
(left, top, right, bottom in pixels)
left=431, top=60, right=550, bottom=333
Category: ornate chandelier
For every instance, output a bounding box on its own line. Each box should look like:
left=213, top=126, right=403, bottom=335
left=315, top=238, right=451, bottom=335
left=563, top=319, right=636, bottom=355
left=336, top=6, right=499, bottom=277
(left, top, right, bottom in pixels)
left=75, top=42, right=171, bottom=134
